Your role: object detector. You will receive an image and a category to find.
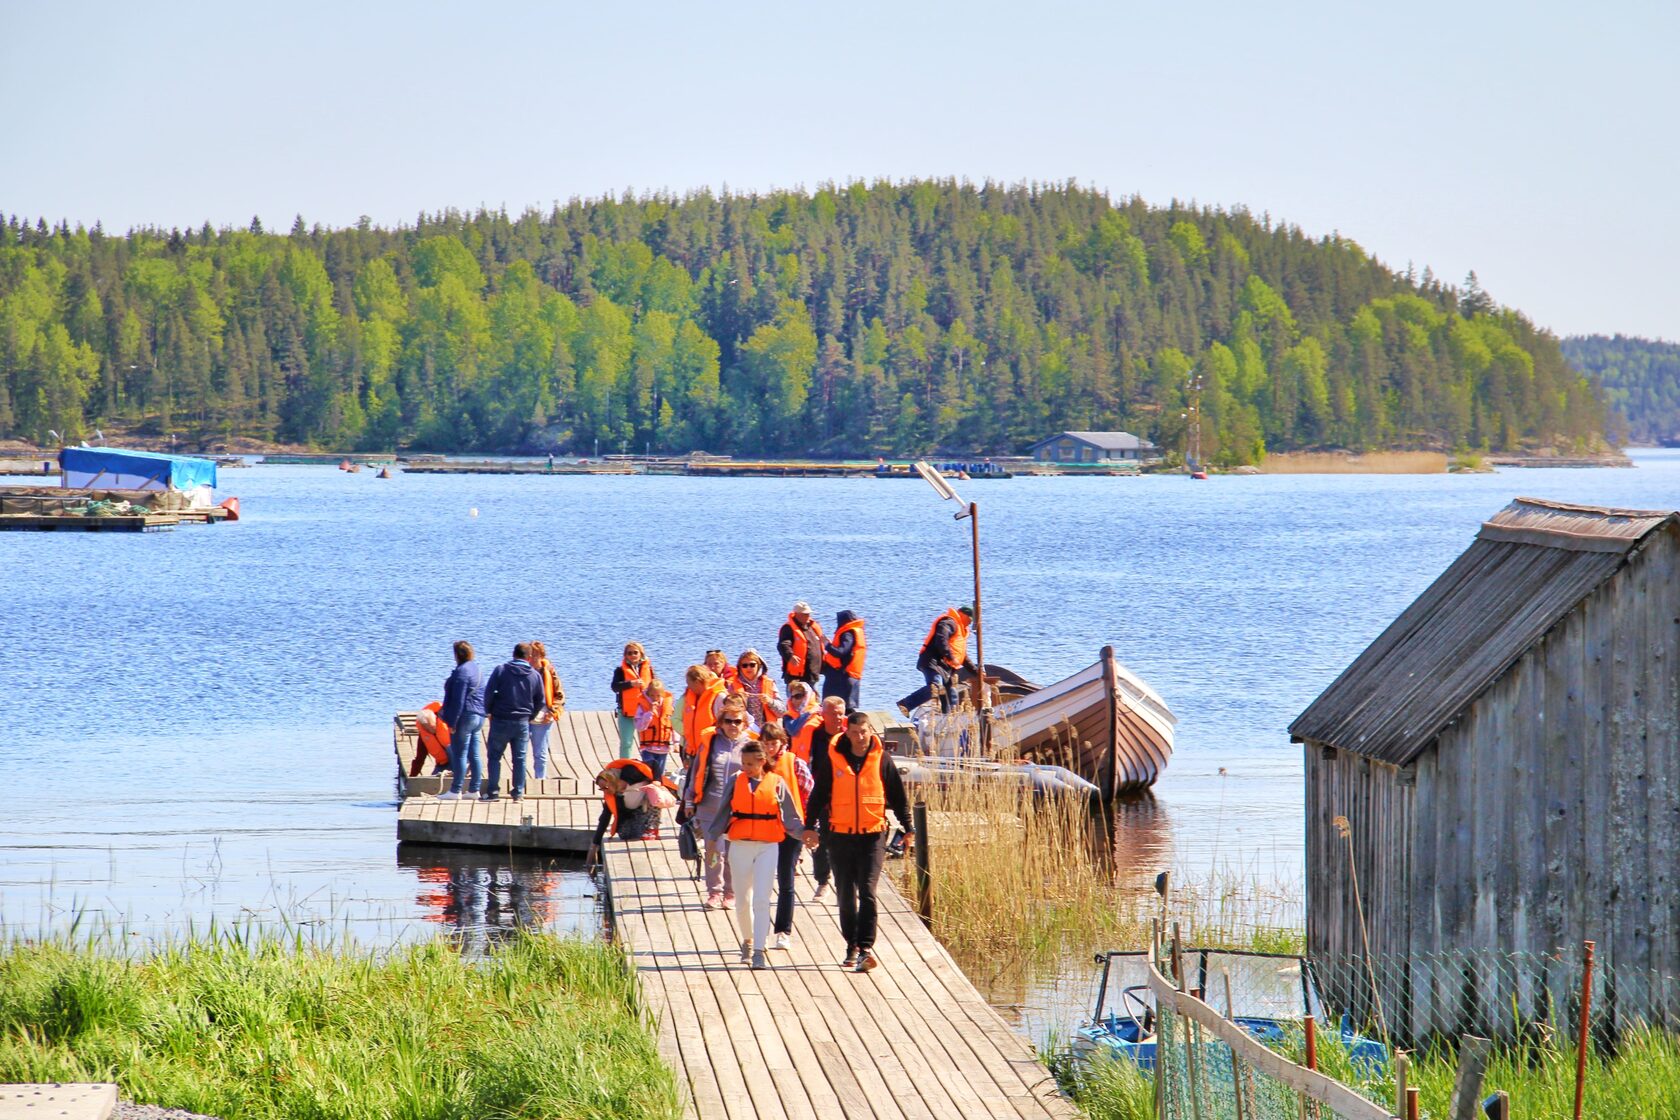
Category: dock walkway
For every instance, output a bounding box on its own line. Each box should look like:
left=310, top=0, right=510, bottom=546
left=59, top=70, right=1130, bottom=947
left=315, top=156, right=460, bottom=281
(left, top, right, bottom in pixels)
left=395, top=708, right=1079, bottom=1119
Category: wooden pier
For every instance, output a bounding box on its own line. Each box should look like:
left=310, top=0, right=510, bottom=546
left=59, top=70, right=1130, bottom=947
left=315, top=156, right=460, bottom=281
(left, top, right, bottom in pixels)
left=394, top=709, right=1079, bottom=1118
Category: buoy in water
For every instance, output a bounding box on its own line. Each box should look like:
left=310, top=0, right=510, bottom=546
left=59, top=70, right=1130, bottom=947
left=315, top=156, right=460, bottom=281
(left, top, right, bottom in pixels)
left=469, top=508, right=479, bottom=518
left=218, top=496, right=241, bottom=521
left=377, top=467, right=391, bottom=479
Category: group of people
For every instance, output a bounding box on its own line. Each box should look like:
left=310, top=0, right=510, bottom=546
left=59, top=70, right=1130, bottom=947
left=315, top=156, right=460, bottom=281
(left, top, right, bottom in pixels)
left=417, top=598, right=978, bottom=975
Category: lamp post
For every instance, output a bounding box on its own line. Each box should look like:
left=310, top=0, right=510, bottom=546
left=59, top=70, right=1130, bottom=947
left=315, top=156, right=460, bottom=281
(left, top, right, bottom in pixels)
left=913, top=461, right=987, bottom=750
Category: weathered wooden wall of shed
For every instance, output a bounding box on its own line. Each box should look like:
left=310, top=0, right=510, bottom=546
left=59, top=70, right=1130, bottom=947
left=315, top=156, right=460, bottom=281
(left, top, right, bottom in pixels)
left=1405, top=525, right=1680, bottom=1037
left=1304, top=745, right=1411, bottom=1024
left=1307, top=526, right=1680, bottom=1042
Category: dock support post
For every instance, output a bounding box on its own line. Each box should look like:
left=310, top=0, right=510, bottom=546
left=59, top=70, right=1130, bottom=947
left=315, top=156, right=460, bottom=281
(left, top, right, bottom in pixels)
left=912, top=800, right=931, bottom=926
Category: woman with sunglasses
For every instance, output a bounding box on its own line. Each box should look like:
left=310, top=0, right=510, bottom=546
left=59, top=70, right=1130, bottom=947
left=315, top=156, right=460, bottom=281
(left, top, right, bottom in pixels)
left=679, top=696, right=754, bottom=909
left=733, top=648, right=782, bottom=731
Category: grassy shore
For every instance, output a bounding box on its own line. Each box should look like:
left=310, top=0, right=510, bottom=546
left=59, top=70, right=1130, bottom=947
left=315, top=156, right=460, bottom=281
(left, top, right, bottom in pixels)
left=1065, top=1027, right=1680, bottom=1119
left=0, top=929, right=680, bottom=1120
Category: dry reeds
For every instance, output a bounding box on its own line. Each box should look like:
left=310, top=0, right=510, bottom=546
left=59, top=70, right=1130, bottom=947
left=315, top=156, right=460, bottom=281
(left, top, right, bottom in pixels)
left=1258, top=450, right=1447, bottom=474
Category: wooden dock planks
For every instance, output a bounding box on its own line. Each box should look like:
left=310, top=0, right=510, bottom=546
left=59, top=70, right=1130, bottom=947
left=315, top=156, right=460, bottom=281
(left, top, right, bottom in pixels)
left=602, top=835, right=1079, bottom=1120
left=395, top=707, right=1078, bottom=1118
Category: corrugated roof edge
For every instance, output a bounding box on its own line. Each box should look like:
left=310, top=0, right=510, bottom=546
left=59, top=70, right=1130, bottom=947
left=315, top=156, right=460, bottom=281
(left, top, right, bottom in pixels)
left=1289, top=498, right=1680, bottom=763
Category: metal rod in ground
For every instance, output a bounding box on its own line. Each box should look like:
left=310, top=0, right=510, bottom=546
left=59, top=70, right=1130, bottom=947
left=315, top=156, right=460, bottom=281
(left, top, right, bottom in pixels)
left=1302, top=1015, right=1318, bottom=1120
left=912, top=800, right=931, bottom=925
left=1405, top=1087, right=1421, bottom=1120
left=1223, top=970, right=1247, bottom=1120
left=1574, top=939, right=1596, bottom=1120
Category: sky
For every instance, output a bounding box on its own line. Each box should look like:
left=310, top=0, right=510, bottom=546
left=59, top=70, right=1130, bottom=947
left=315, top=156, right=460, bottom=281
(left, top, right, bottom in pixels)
left=3, top=0, right=1675, bottom=340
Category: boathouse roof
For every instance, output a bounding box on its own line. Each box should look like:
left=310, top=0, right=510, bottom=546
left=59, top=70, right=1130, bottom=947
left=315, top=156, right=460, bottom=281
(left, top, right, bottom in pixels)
left=1027, top=430, right=1155, bottom=453
left=1290, top=497, right=1679, bottom=766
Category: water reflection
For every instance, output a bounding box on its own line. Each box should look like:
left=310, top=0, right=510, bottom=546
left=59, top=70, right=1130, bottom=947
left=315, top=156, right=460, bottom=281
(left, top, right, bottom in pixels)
left=395, top=845, right=600, bottom=955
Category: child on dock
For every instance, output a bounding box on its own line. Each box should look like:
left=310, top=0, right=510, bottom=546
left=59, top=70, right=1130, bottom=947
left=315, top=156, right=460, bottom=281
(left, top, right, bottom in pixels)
left=633, top=678, right=677, bottom=780
left=710, top=740, right=805, bottom=969
left=759, top=723, right=812, bottom=952
left=611, top=642, right=654, bottom=761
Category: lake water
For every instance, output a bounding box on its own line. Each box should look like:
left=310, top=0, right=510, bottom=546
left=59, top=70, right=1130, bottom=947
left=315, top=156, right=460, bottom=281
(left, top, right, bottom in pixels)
left=5, top=452, right=1677, bottom=1033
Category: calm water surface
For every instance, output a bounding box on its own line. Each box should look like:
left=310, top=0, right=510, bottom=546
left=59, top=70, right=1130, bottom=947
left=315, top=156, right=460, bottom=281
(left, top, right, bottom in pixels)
left=5, top=452, right=1678, bottom=1030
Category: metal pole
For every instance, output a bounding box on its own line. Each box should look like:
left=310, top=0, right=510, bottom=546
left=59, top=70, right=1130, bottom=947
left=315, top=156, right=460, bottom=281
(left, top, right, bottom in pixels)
left=1405, top=1087, right=1421, bottom=1120
left=970, top=500, right=988, bottom=753
left=912, top=800, right=931, bottom=926
left=1573, top=940, right=1595, bottom=1120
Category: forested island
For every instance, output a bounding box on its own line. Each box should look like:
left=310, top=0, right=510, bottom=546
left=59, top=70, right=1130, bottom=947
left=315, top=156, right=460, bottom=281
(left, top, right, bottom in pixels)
left=0, top=181, right=1608, bottom=463
left=1561, top=335, right=1680, bottom=446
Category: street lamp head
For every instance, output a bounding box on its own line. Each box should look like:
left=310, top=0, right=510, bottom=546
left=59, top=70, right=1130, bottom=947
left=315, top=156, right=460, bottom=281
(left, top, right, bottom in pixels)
left=914, top=460, right=961, bottom=503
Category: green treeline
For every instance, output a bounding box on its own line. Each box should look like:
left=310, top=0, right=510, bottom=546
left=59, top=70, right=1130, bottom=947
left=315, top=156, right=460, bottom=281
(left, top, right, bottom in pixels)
left=0, top=181, right=1607, bottom=463
left=1561, top=335, right=1680, bottom=445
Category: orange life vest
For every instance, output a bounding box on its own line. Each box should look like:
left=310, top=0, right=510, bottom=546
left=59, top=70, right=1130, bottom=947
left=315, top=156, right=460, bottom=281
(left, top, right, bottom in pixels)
left=682, top=678, right=728, bottom=758
left=618, top=659, right=652, bottom=717
left=727, top=772, right=787, bottom=842
left=736, top=671, right=779, bottom=722
left=534, top=658, right=562, bottom=714
left=921, top=608, right=970, bottom=669
left=823, top=619, right=867, bottom=679
left=768, top=749, right=805, bottom=817
left=602, top=757, right=655, bottom=834
left=687, top=726, right=756, bottom=801
left=416, top=701, right=451, bottom=764
left=639, top=694, right=675, bottom=746
left=827, top=735, right=887, bottom=834
left=783, top=614, right=825, bottom=677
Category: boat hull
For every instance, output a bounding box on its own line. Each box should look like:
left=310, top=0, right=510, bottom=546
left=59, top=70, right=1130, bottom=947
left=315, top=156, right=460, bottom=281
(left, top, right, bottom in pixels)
left=992, top=648, right=1175, bottom=796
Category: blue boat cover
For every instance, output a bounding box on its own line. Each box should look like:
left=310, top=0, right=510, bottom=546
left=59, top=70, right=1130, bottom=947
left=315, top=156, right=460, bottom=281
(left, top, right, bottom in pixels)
left=58, top=447, right=218, bottom=491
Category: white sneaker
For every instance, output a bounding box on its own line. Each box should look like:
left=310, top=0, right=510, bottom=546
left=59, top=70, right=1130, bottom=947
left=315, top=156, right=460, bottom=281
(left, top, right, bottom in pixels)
left=771, top=933, right=791, bottom=951
left=812, top=884, right=828, bottom=902
left=739, top=939, right=752, bottom=964
left=436, top=791, right=461, bottom=801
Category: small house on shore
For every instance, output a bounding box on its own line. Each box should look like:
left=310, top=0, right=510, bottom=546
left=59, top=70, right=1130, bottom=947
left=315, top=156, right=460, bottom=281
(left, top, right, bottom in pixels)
left=1292, top=498, right=1680, bottom=1043
left=1027, top=431, right=1157, bottom=464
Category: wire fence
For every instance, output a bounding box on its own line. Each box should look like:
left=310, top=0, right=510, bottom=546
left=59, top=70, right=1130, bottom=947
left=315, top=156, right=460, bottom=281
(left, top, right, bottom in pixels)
left=1311, top=943, right=1680, bottom=1051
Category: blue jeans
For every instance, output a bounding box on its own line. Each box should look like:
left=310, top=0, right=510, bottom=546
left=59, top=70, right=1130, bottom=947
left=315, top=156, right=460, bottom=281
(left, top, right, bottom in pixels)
left=447, top=713, right=485, bottom=795
left=640, top=748, right=669, bottom=781
left=529, top=719, right=552, bottom=779
left=484, top=718, right=530, bottom=798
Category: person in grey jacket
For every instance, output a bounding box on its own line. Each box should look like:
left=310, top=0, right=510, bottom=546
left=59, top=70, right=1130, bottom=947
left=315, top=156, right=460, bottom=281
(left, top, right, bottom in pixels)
left=679, top=698, right=753, bottom=908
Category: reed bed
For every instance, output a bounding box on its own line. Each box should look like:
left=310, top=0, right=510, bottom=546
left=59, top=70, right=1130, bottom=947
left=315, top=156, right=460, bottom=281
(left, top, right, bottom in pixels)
left=891, top=766, right=1303, bottom=988
left=0, top=927, right=680, bottom=1120
left=1257, top=450, right=1447, bottom=474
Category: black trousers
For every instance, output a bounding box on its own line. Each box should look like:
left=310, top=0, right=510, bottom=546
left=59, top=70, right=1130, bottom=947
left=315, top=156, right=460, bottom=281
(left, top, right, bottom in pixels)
left=811, top=839, right=831, bottom=886
left=827, top=830, right=888, bottom=951
left=774, top=836, right=801, bottom=933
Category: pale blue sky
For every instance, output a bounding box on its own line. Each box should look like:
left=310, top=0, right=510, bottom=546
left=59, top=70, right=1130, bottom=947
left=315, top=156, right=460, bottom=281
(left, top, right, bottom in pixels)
left=4, top=0, right=1675, bottom=339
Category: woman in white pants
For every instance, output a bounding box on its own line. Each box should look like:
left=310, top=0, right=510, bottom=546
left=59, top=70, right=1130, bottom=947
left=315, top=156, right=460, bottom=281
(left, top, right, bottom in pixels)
left=708, top=741, right=806, bottom=969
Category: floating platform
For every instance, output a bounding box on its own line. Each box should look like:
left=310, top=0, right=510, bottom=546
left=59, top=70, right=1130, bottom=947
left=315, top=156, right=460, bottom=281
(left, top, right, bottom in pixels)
left=398, top=461, right=638, bottom=475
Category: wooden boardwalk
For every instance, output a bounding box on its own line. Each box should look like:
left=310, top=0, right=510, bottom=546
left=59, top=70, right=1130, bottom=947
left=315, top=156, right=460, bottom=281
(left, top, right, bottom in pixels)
left=393, top=705, right=1078, bottom=1118
left=603, top=837, right=1079, bottom=1120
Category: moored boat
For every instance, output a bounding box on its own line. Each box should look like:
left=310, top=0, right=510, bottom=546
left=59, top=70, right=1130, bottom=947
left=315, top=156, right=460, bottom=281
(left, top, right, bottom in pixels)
left=902, top=646, right=1175, bottom=798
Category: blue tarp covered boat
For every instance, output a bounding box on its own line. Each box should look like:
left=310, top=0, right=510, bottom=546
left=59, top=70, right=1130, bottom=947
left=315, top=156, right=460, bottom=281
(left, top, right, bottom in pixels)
left=58, top=447, right=218, bottom=493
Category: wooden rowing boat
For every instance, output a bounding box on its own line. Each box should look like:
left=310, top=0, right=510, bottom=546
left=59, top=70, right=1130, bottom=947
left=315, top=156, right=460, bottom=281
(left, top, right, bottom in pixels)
left=991, top=646, right=1176, bottom=797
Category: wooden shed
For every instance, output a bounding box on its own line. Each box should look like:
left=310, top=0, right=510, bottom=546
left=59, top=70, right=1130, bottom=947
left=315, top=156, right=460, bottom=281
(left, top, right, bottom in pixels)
left=1291, top=497, right=1680, bottom=1042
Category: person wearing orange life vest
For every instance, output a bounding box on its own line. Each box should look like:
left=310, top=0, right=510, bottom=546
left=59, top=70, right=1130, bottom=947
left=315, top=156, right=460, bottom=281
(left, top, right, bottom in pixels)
left=820, top=609, right=867, bottom=713
left=732, top=648, right=783, bottom=731
left=703, top=648, right=739, bottom=690
left=777, top=601, right=824, bottom=689
left=705, top=740, right=805, bottom=970
left=680, top=697, right=756, bottom=909
left=680, top=665, right=728, bottom=761
left=631, top=678, right=677, bottom=780
left=589, top=758, right=659, bottom=866
left=611, top=642, right=654, bottom=760
left=760, top=723, right=814, bottom=952
left=412, top=701, right=452, bottom=778
left=910, top=605, right=975, bottom=714
left=527, top=640, right=566, bottom=779
left=782, top=681, right=819, bottom=758
left=802, top=711, right=914, bottom=973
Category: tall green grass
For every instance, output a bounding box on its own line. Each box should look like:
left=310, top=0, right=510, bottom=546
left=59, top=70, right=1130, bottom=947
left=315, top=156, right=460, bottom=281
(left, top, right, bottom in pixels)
left=0, top=929, right=681, bottom=1120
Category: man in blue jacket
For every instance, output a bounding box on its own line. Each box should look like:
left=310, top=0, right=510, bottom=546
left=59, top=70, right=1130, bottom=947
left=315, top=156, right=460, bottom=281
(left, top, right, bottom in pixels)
left=438, top=640, right=487, bottom=800
left=482, top=642, right=547, bottom=802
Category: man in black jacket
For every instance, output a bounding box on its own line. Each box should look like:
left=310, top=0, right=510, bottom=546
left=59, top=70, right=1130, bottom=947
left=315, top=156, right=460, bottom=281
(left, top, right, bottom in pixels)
left=802, top=711, right=915, bottom=972
left=482, top=642, right=547, bottom=802
left=776, top=600, right=824, bottom=689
